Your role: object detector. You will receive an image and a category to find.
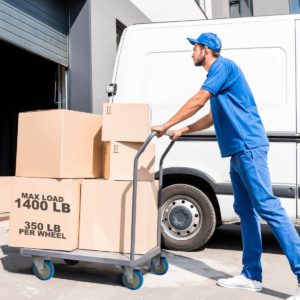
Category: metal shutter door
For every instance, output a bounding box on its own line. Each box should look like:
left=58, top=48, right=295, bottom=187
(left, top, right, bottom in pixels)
left=0, top=0, right=68, bottom=66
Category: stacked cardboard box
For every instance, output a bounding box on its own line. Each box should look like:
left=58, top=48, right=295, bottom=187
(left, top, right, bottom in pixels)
left=9, top=109, right=103, bottom=251
left=101, top=103, right=151, bottom=142
left=8, top=104, right=158, bottom=255
left=103, top=141, right=155, bottom=181
left=79, top=180, right=158, bottom=254
left=15, top=110, right=103, bottom=178
left=0, top=177, right=12, bottom=215
left=79, top=103, right=159, bottom=255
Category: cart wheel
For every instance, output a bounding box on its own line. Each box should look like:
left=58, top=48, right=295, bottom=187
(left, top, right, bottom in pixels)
left=121, top=269, right=143, bottom=290
left=151, top=257, right=169, bottom=275
left=32, top=260, right=54, bottom=281
left=64, top=259, right=79, bottom=266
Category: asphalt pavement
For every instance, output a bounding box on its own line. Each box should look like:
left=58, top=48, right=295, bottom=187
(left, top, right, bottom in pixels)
left=1, top=220, right=299, bottom=300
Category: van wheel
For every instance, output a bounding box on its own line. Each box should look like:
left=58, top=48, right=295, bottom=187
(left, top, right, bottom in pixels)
left=161, top=184, right=216, bottom=251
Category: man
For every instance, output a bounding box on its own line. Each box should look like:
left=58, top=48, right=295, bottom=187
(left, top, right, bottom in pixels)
left=152, top=32, right=300, bottom=300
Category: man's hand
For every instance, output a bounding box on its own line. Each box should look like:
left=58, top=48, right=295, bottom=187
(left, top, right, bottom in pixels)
left=168, top=127, right=188, bottom=141
left=152, top=124, right=168, bottom=137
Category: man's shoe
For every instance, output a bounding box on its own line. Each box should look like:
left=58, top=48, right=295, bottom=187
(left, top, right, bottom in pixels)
left=286, top=285, right=300, bottom=300
left=217, top=274, right=262, bottom=292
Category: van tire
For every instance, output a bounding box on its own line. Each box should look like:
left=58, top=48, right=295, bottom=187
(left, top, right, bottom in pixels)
left=161, top=184, right=216, bottom=251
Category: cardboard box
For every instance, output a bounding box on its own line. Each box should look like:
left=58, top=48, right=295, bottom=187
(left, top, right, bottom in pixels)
left=103, top=142, right=155, bottom=181
left=102, top=103, right=151, bottom=142
left=16, top=109, right=103, bottom=178
left=0, top=177, right=12, bottom=213
left=79, top=179, right=158, bottom=254
left=9, top=177, right=81, bottom=251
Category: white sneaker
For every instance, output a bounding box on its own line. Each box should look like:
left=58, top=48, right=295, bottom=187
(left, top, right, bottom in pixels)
left=286, top=285, right=300, bottom=300
left=217, top=274, right=262, bottom=292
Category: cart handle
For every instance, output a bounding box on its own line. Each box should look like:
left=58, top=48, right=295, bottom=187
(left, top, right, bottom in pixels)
left=130, top=131, right=176, bottom=261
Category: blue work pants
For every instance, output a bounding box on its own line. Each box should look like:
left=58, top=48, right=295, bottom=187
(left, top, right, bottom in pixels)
left=230, top=145, right=300, bottom=282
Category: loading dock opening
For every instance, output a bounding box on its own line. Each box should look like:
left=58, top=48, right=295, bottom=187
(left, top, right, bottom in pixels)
left=0, top=40, right=59, bottom=176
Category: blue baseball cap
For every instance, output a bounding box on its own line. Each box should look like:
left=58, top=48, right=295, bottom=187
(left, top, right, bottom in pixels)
left=187, top=32, right=222, bottom=52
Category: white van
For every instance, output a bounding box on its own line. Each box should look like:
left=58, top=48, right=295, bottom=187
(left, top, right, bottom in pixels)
left=107, top=14, right=300, bottom=251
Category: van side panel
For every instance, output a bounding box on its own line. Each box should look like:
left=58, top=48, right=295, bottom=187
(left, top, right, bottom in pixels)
left=113, top=17, right=298, bottom=223
left=114, top=19, right=296, bottom=132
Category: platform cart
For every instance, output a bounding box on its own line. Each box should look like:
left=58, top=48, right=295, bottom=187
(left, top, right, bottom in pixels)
left=21, top=132, right=176, bottom=290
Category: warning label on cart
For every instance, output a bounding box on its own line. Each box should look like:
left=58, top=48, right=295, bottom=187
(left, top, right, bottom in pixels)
left=8, top=179, right=81, bottom=250
left=14, top=192, right=71, bottom=213
left=18, top=221, right=67, bottom=239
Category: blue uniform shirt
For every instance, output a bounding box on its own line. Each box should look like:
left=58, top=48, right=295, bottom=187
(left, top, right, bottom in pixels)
left=201, top=56, right=269, bottom=157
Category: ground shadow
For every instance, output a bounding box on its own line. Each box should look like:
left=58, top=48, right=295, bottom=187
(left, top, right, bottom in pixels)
left=0, top=244, right=236, bottom=290
left=1, top=223, right=298, bottom=296
left=163, top=249, right=292, bottom=299
left=1, top=245, right=123, bottom=287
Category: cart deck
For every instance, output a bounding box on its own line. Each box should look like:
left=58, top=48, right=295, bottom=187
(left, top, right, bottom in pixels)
left=21, top=246, right=161, bottom=267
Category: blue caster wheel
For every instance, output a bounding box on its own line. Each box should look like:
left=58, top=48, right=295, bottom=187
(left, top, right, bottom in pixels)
left=64, top=259, right=79, bottom=266
left=151, top=257, right=169, bottom=275
left=32, top=260, right=54, bottom=281
left=121, top=269, right=143, bottom=290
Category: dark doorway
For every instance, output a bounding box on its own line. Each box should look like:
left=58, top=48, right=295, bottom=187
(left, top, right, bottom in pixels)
left=0, top=40, right=58, bottom=176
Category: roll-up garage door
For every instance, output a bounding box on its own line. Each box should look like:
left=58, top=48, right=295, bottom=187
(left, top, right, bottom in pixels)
left=0, top=0, right=68, bottom=66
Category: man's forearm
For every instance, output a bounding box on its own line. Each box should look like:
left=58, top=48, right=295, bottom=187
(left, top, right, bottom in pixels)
left=164, top=98, right=203, bottom=129
left=153, top=90, right=211, bottom=135
left=179, top=112, right=213, bottom=135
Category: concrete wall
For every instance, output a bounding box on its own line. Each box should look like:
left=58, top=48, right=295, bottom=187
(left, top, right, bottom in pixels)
left=204, top=0, right=213, bottom=19
left=253, top=0, right=289, bottom=16
left=68, top=0, right=149, bottom=113
left=211, top=0, right=290, bottom=19
left=130, top=0, right=206, bottom=22
left=69, top=0, right=92, bottom=112
left=211, top=0, right=230, bottom=18
left=90, top=0, right=150, bottom=114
